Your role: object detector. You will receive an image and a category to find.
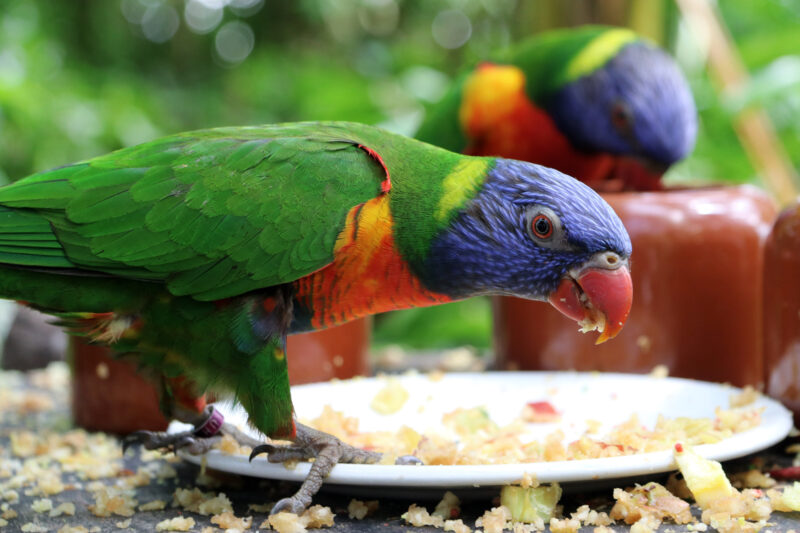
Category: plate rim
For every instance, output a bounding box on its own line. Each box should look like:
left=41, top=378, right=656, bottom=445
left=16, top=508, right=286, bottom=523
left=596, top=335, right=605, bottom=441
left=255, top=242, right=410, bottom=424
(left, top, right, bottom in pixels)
left=176, top=371, right=793, bottom=487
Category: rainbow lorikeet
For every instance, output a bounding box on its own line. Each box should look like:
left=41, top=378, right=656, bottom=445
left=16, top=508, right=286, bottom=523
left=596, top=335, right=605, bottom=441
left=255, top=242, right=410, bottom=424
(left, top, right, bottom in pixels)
left=416, top=26, right=697, bottom=190
left=0, top=121, right=632, bottom=512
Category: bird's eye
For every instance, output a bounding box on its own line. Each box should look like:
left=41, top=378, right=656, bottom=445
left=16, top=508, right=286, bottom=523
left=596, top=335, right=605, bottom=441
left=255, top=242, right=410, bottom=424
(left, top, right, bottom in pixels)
left=525, top=206, right=562, bottom=247
left=531, top=214, right=553, bottom=239
left=611, top=102, right=633, bottom=132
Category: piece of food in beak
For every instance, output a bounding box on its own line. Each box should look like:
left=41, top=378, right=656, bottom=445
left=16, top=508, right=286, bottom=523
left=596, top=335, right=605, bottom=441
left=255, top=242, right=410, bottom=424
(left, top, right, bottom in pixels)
left=548, top=264, right=633, bottom=344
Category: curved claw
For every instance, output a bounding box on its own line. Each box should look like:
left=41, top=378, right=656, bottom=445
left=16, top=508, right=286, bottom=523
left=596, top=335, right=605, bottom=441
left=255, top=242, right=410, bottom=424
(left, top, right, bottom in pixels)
left=271, top=496, right=309, bottom=516
left=395, top=454, right=423, bottom=465
left=249, top=443, right=276, bottom=462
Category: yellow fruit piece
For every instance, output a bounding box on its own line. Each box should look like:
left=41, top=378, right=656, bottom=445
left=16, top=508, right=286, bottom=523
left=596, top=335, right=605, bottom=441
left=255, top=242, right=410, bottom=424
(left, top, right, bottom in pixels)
left=370, top=378, right=409, bottom=414
left=443, top=407, right=498, bottom=437
left=397, top=425, right=422, bottom=453
left=673, top=443, right=734, bottom=508
left=500, top=483, right=562, bottom=523
left=781, top=481, right=800, bottom=511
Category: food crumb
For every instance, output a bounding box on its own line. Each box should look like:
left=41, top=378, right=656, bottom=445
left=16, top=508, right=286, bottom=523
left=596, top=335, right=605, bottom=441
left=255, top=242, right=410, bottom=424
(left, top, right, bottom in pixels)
left=571, top=504, right=612, bottom=526
left=730, top=386, right=760, bottom=408
left=57, top=526, right=90, bottom=533
left=49, top=502, right=76, bottom=517
left=521, top=401, right=561, bottom=423
left=95, top=362, right=110, bottom=379
left=215, top=433, right=252, bottom=456
left=115, top=519, right=131, bottom=529
left=475, top=505, right=511, bottom=533
left=138, top=499, right=167, bottom=512
left=370, top=378, right=409, bottom=414
left=155, top=516, right=196, bottom=531
left=444, top=518, right=472, bottom=533
left=172, top=487, right=232, bottom=515
left=210, top=511, right=253, bottom=530
left=21, top=523, right=49, bottom=532
left=428, top=369, right=446, bottom=382
left=630, top=515, right=661, bottom=533
left=729, top=469, right=775, bottom=489
left=302, top=504, right=335, bottom=528
left=347, top=498, right=378, bottom=519
left=268, top=512, right=307, bottom=533
left=402, top=503, right=444, bottom=528
left=648, top=364, right=667, bottom=378
left=550, top=517, right=581, bottom=533
left=434, top=491, right=461, bottom=519
left=30, top=498, right=52, bottom=513
left=519, top=472, right=539, bottom=489
left=267, top=505, right=335, bottom=532
left=37, top=475, right=65, bottom=495
left=88, top=487, right=137, bottom=517
left=610, top=482, right=692, bottom=525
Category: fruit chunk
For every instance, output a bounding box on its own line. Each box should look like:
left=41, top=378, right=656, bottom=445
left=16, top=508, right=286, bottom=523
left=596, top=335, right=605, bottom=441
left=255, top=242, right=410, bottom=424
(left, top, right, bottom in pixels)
left=370, top=378, right=409, bottom=414
left=781, top=481, right=800, bottom=511
left=500, top=483, right=562, bottom=523
left=673, top=443, right=734, bottom=508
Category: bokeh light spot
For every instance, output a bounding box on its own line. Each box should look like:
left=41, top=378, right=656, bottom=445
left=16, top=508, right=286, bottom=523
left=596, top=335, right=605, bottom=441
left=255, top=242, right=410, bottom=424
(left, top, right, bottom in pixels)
left=229, top=0, right=263, bottom=13
left=141, top=3, right=180, bottom=43
left=358, top=0, right=399, bottom=37
left=184, top=0, right=223, bottom=34
left=120, top=0, right=147, bottom=25
left=215, top=21, right=255, bottom=65
left=431, top=9, right=472, bottom=50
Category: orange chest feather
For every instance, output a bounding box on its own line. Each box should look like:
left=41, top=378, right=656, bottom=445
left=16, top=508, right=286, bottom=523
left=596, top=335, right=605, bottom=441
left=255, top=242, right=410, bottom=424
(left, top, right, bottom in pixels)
left=293, top=196, right=451, bottom=330
left=460, top=63, right=614, bottom=183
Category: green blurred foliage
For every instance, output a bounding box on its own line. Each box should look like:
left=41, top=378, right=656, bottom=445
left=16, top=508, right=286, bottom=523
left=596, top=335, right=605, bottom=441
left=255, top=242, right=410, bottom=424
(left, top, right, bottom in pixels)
left=372, top=296, right=491, bottom=350
left=668, top=0, right=800, bottom=185
left=0, top=0, right=520, bottom=183
left=0, top=0, right=798, bottom=350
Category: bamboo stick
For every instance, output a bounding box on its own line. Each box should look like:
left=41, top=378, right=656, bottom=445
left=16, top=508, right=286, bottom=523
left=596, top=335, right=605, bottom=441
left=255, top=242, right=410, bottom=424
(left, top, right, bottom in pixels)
left=675, top=0, right=799, bottom=206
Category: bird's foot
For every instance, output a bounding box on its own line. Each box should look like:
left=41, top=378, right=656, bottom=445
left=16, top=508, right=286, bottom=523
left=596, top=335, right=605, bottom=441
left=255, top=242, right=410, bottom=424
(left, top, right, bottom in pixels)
left=122, top=406, right=261, bottom=455
left=249, top=422, right=422, bottom=514
left=122, top=428, right=221, bottom=455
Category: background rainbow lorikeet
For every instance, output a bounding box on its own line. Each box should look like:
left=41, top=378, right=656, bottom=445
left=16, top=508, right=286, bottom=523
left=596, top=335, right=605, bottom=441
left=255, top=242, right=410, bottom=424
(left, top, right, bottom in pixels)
left=416, top=26, right=698, bottom=191
left=0, top=121, right=632, bottom=512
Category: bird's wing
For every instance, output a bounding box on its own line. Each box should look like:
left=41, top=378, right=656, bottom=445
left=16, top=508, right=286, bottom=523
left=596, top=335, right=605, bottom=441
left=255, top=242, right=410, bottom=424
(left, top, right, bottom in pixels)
left=0, top=126, right=386, bottom=300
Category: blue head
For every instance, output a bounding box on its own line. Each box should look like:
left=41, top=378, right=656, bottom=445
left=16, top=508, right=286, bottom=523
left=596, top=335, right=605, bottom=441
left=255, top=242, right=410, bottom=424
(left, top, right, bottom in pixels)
left=546, top=41, right=697, bottom=168
left=425, top=158, right=633, bottom=341
left=425, top=158, right=631, bottom=300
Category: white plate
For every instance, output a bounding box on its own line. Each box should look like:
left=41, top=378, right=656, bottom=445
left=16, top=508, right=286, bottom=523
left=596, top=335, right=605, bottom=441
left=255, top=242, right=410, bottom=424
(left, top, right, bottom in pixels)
left=174, top=372, right=793, bottom=495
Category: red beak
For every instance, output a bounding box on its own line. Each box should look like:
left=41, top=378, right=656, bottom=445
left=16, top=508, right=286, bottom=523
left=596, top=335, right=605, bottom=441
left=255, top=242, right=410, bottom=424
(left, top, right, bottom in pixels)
left=547, top=264, right=633, bottom=344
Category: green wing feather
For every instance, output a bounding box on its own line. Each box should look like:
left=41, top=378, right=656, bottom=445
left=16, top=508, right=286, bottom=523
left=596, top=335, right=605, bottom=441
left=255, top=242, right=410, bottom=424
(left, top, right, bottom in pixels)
left=0, top=123, right=385, bottom=300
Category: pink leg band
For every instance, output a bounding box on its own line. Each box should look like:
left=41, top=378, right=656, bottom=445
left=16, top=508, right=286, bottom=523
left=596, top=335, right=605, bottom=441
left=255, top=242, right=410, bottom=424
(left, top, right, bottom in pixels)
left=194, top=407, right=224, bottom=438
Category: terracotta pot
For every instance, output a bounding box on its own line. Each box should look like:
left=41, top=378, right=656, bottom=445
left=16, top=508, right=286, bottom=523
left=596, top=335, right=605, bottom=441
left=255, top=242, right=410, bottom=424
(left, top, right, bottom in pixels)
left=71, top=318, right=372, bottom=433
left=493, top=186, right=776, bottom=387
left=764, top=203, right=800, bottom=424
left=286, top=317, right=372, bottom=385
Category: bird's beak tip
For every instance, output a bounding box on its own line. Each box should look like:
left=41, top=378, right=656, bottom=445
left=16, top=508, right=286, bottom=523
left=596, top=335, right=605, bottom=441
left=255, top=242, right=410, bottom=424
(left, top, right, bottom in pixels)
left=548, top=264, right=632, bottom=344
